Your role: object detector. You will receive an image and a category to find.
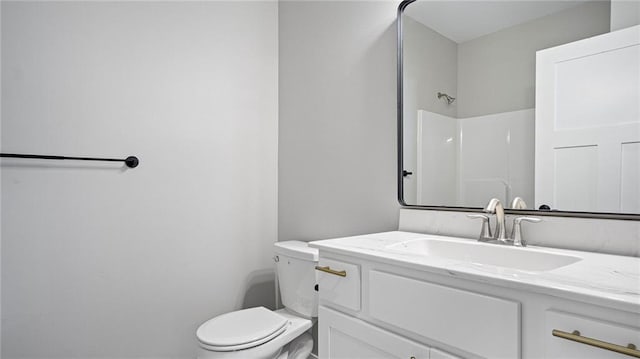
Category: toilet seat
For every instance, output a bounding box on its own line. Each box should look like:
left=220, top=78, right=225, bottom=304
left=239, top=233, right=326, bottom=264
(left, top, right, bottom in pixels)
left=197, top=307, right=289, bottom=352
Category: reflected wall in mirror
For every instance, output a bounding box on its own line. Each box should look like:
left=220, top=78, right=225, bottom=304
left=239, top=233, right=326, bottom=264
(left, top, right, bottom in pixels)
left=400, top=0, right=640, bottom=216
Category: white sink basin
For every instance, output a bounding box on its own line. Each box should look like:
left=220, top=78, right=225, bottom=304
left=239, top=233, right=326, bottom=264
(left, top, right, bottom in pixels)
left=387, top=237, right=582, bottom=272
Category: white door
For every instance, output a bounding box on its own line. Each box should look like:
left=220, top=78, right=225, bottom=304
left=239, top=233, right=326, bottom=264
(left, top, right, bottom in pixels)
left=535, top=25, right=640, bottom=212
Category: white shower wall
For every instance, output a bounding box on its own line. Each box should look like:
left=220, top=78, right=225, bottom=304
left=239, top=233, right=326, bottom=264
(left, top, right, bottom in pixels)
left=417, top=109, right=535, bottom=208
left=416, top=111, right=458, bottom=205
left=459, top=109, right=535, bottom=207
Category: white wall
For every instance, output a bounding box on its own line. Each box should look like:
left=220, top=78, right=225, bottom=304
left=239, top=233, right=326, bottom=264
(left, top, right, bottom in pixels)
left=278, top=1, right=400, bottom=242
left=1, top=2, right=278, bottom=358
left=457, top=1, right=610, bottom=118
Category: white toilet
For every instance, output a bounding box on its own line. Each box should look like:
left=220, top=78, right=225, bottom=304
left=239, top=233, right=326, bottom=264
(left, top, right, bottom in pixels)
left=196, top=241, right=318, bottom=359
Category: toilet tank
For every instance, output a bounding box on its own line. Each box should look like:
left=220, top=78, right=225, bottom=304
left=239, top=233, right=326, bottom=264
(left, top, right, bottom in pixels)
left=274, top=241, right=319, bottom=318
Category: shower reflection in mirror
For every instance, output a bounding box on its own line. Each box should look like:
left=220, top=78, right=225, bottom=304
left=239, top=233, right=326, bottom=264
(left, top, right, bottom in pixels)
left=400, top=0, right=640, bottom=214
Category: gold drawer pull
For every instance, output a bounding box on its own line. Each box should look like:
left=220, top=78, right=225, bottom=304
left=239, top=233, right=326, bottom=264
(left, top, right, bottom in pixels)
left=552, top=329, right=640, bottom=358
left=315, top=265, right=347, bottom=277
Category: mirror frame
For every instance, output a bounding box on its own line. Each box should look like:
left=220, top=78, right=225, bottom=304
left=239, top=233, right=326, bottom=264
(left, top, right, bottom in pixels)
left=396, top=0, right=640, bottom=220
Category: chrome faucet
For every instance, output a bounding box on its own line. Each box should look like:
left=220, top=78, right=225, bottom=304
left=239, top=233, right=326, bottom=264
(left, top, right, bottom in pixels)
left=484, top=198, right=508, bottom=242
left=511, top=197, right=527, bottom=209
left=468, top=198, right=541, bottom=246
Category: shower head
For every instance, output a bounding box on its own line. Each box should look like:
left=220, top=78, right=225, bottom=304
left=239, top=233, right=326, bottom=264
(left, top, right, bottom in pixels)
left=437, top=92, right=456, bottom=105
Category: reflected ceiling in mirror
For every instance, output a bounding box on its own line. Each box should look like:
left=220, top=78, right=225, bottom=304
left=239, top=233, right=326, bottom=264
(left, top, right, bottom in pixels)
left=398, top=0, right=640, bottom=218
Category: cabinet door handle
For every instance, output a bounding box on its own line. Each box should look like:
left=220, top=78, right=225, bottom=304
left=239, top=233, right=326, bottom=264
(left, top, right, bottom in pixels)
left=552, top=329, right=640, bottom=358
left=315, top=266, right=347, bottom=277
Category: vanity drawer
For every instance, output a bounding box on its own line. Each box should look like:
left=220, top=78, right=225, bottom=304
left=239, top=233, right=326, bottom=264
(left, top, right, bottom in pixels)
left=431, top=348, right=462, bottom=359
left=316, top=258, right=361, bottom=311
left=369, top=270, right=520, bottom=358
left=319, top=306, right=429, bottom=359
left=545, top=310, right=640, bottom=358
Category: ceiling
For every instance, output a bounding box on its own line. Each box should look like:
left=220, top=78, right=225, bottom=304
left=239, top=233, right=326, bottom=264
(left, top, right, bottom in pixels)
left=405, top=1, right=594, bottom=43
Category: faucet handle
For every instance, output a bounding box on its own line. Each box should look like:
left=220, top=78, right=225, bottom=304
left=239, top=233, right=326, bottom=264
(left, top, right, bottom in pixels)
left=511, top=217, right=541, bottom=247
left=511, top=197, right=527, bottom=209
left=467, top=214, right=492, bottom=240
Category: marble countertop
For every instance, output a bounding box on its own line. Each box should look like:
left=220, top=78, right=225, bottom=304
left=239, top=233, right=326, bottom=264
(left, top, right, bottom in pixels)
left=309, top=231, right=640, bottom=313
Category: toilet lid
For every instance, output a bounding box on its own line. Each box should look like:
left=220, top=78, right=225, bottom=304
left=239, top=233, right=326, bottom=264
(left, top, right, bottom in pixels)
left=196, top=307, right=288, bottom=351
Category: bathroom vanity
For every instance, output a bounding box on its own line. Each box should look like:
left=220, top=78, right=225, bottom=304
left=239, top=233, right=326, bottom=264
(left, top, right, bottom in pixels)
left=310, top=231, right=640, bottom=359
left=316, top=2, right=640, bottom=357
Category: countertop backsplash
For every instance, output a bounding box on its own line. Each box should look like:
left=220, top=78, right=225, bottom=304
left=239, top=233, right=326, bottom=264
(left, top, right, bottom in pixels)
left=398, top=208, right=640, bottom=257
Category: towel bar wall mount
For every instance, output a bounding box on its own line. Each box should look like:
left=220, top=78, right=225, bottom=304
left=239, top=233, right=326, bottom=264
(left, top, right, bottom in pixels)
left=0, top=153, right=139, bottom=168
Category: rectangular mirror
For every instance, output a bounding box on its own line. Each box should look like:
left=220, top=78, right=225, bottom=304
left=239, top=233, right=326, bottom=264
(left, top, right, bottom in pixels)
left=398, top=0, right=640, bottom=219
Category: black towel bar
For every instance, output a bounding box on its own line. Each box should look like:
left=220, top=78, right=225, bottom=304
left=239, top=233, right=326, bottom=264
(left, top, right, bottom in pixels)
left=0, top=153, right=139, bottom=168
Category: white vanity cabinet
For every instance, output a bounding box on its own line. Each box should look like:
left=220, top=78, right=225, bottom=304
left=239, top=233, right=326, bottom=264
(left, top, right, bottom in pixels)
left=315, top=251, right=640, bottom=359
left=319, top=306, right=430, bottom=359
left=316, top=254, right=500, bottom=359
left=545, top=311, right=640, bottom=358
left=367, top=270, right=519, bottom=358
left=316, top=258, right=361, bottom=312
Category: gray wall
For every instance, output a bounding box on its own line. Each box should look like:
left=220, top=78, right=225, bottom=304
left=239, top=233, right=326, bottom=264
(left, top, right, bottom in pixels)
left=611, top=0, right=640, bottom=31
left=457, top=1, right=611, bottom=118
left=278, top=1, right=401, bottom=242
left=1, top=2, right=278, bottom=358
left=403, top=16, right=458, bottom=119
left=402, top=16, right=458, bottom=203
left=0, top=2, right=3, bottom=354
